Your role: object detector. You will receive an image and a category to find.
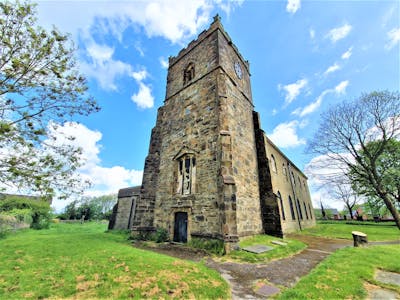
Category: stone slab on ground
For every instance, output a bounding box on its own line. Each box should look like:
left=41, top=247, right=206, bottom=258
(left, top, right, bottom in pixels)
left=375, top=270, right=400, bottom=286
left=368, top=288, right=399, bottom=300
left=256, top=284, right=280, bottom=297
left=271, top=240, right=287, bottom=246
left=242, top=245, right=273, bottom=254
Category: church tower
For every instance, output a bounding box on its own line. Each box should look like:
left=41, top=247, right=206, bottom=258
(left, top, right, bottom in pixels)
left=132, top=15, right=263, bottom=248
left=125, top=16, right=316, bottom=248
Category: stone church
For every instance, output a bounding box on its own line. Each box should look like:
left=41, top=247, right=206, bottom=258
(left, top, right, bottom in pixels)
left=109, top=16, right=315, bottom=249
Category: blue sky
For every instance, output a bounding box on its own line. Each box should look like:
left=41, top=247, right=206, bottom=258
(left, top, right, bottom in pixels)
left=33, top=0, right=399, bottom=211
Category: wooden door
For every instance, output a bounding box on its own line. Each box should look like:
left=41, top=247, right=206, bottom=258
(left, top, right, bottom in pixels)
left=173, top=212, right=188, bottom=243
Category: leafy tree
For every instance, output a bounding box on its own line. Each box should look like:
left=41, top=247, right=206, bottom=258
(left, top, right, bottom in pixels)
left=59, top=194, right=117, bottom=221
left=350, top=139, right=400, bottom=205
left=362, top=196, right=388, bottom=219
left=59, top=200, right=79, bottom=220
left=0, top=1, right=99, bottom=198
left=308, top=91, right=400, bottom=229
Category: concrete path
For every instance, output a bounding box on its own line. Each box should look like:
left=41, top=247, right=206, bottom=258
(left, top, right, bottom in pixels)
left=206, top=234, right=352, bottom=299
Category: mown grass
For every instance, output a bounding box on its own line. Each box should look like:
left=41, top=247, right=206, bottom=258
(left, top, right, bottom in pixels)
left=278, top=244, right=400, bottom=299
left=300, top=221, right=400, bottom=241
left=222, top=234, right=306, bottom=263
left=0, top=222, right=229, bottom=299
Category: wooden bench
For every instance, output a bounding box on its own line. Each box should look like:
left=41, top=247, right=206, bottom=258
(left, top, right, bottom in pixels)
left=352, top=231, right=368, bottom=247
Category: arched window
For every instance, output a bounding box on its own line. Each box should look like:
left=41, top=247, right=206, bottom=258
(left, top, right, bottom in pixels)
left=177, top=155, right=196, bottom=195
left=271, top=154, right=277, bottom=173
left=277, top=191, right=285, bottom=220
left=183, top=62, right=195, bottom=85
left=296, top=199, right=303, bottom=220
left=282, top=164, right=287, bottom=179
left=303, top=202, right=309, bottom=219
left=289, top=196, right=296, bottom=220
left=308, top=203, right=313, bottom=219
left=291, top=171, right=296, bottom=185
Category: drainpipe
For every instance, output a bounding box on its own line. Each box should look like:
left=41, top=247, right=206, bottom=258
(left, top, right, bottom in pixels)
left=288, top=163, right=302, bottom=231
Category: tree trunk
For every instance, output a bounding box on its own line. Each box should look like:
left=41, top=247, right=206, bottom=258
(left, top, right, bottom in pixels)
left=381, top=193, right=400, bottom=230
left=347, top=204, right=353, bottom=219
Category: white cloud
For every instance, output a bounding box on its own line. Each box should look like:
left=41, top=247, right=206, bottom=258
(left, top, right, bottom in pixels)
left=37, top=1, right=218, bottom=45
left=80, top=41, right=133, bottom=91
left=215, top=0, right=244, bottom=16
left=335, top=80, right=349, bottom=94
left=326, top=23, right=352, bottom=43
left=134, top=41, right=145, bottom=57
left=49, top=122, right=143, bottom=211
left=278, top=78, right=308, bottom=106
left=341, top=47, right=353, bottom=59
left=385, top=27, right=400, bottom=50
left=130, top=69, right=154, bottom=109
left=131, top=82, right=154, bottom=109
left=159, top=57, right=169, bottom=69
left=309, top=28, right=315, bottom=39
left=131, top=69, right=149, bottom=82
left=268, top=120, right=306, bottom=148
left=286, top=0, right=301, bottom=14
left=292, top=80, right=349, bottom=117
left=324, top=62, right=341, bottom=75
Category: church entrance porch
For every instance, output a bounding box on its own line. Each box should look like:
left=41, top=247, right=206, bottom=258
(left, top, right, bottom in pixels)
left=173, top=212, right=188, bottom=243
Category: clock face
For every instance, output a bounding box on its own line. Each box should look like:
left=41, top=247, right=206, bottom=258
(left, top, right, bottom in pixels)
left=234, top=61, right=242, bottom=79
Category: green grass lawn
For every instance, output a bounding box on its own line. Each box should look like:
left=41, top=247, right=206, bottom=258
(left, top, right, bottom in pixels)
left=300, top=221, right=400, bottom=241
left=0, top=222, right=229, bottom=299
left=277, top=244, right=400, bottom=299
left=222, top=234, right=306, bottom=263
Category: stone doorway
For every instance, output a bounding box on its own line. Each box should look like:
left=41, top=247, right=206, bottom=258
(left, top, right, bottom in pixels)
left=173, top=212, right=188, bottom=243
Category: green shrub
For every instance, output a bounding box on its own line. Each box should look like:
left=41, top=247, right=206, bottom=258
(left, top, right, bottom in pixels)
left=188, top=237, right=225, bottom=255
left=151, top=228, right=169, bottom=243
left=0, top=196, right=51, bottom=230
left=7, top=208, right=33, bottom=224
left=130, top=228, right=170, bottom=243
left=0, top=214, right=16, bottom=239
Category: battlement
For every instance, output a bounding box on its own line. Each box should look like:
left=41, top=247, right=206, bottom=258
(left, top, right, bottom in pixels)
left=168, top=15, right=250, bottom=73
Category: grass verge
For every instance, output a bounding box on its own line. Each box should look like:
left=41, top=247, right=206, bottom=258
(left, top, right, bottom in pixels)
left=0, top=222, right=229, bottom=299
left=222, top=234, right=306, bottom=263
left=300, top=221, right=400, bottom=241
left=277, top=244, right=400, bottom=299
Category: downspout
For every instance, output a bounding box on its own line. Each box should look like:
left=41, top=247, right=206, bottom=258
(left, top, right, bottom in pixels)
left=288, top=163, right=302, bottom=231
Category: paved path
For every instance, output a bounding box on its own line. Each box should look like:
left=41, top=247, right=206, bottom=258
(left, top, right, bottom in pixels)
left=206, top=235, right=352, bottom=299
left=135, top=236, right=399, bottom=299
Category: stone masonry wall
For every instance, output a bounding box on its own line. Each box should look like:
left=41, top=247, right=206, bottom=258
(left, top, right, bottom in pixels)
left=153, top=67, right=223, bottom=239
left=264, top=137, right=316, bottom=233
left=217, top=30, right=263, bottom=237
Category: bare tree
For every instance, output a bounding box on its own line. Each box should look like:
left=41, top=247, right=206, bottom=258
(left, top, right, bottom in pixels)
left=328, top=182, right=360, bottom=219
left=308, top=91, right=400, bottom=229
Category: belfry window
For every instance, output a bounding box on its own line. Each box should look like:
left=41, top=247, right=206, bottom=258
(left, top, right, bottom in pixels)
left=177, top=155, right=196, bottom=195
left=183, top=63, right=195, bottom=85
